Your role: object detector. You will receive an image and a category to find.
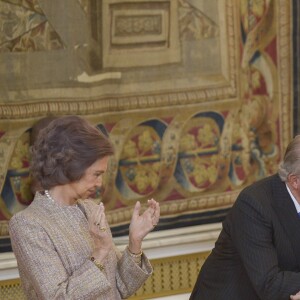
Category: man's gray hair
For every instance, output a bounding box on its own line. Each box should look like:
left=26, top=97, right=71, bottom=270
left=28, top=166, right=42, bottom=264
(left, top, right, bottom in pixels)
left=278, top=135, right=300, bottom=181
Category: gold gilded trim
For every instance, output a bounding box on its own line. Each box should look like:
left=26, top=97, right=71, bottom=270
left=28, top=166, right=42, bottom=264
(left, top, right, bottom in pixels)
left=131, top=251, right=210, bottom=299
left=107, top=192, right=238, bottom=226
left=0, top=278, right=25, bottom=300
left=0, top=251, right=210, bottom=299
left=277, top=0, right=293, bottom=148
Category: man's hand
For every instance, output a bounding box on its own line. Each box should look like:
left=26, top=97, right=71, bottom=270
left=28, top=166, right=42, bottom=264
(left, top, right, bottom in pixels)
left=291, top=291, right=300, bottom=299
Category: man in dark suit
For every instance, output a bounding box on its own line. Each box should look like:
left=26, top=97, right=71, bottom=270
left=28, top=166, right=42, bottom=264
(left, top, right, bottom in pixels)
left=190, top=135, right=300, bottom=300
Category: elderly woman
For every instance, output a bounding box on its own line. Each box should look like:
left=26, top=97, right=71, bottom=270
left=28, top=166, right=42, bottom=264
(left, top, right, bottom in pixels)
left=9, top=115, right=160, bottom=300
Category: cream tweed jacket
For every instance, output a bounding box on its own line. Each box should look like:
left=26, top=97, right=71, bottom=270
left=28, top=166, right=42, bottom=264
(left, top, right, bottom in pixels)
left=9, top=192, right=153, bottom=300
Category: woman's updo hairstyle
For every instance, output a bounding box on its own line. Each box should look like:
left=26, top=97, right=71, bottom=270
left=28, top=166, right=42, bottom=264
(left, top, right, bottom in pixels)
left=30, top=115, right=114, bottom=190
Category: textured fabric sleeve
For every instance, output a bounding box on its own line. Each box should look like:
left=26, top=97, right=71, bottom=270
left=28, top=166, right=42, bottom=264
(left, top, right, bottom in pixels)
left=9, top=214, right=112, bottom=300
left=230, top=191, right=300, bottom=300
left=115, top=247, right=153, bottom=298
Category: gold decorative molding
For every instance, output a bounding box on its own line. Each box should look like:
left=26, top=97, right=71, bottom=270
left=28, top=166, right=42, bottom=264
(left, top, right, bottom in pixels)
left=0, top=251, right=210, bottom=300
left=0, top=278, right=25, bottom=300
left=131, top=252, right=210, bottom=299
left=0, top=85, right=237, bottom=119
left=106, top=191, right=238, bottom=226
left=277, top=0, right=293, bottom=149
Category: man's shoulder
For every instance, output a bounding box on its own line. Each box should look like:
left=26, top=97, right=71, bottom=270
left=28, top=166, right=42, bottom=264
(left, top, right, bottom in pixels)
left=233, top=174, right=282, bottom=209
left=243, top=173, right=281, bottom=193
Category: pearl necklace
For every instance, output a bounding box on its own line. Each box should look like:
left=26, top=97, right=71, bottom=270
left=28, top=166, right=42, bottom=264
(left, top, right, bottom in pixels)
left=44, top=189, right=78, bottom=207
left=45, top=190, right=54, bottom=202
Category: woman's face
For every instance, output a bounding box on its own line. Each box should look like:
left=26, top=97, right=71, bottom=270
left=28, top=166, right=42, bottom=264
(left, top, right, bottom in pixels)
left=70, top=156, right=110, bottom=200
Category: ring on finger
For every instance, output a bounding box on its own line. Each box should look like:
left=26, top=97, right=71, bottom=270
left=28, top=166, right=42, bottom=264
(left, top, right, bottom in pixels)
left=99, top=226, right=107, bottom=232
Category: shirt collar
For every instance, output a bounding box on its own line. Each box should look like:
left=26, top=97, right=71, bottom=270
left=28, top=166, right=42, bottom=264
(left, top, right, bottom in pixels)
left=286, top=183, right=300, bottom=213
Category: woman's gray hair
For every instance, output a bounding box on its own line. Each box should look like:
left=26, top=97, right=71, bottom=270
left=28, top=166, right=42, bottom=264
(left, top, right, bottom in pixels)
left=278, top=135, right=300, bottom=181
left=30, top=115, right=114, bottom=190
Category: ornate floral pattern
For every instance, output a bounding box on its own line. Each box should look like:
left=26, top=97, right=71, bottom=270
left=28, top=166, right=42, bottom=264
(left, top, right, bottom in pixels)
left=0, top=0, right=64, bottom=52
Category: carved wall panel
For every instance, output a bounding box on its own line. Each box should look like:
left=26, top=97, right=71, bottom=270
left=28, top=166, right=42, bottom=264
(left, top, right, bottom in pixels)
left=102, top=0, right=181, bottom=68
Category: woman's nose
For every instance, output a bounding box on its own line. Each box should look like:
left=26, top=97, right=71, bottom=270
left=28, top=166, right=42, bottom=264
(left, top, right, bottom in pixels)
left=95, top=176, right=102, bottom=186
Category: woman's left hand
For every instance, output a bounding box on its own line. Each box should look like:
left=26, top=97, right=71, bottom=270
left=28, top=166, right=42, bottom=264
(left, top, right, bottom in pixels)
left=128, top=199, right=160, bottom=253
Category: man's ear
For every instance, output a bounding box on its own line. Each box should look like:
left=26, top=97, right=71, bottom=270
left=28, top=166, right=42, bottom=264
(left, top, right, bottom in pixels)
left=288, top=174, right=299, bottom=189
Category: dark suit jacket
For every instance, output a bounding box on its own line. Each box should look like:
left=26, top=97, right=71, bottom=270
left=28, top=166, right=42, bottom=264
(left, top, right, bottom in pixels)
left=190, top=174, right=300, bottom=300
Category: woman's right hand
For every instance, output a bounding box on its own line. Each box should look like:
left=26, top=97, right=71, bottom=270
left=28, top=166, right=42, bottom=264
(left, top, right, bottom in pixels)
left=128, top=199, right=160, bottom=253
left=87, top=202, right=113, bottom=262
